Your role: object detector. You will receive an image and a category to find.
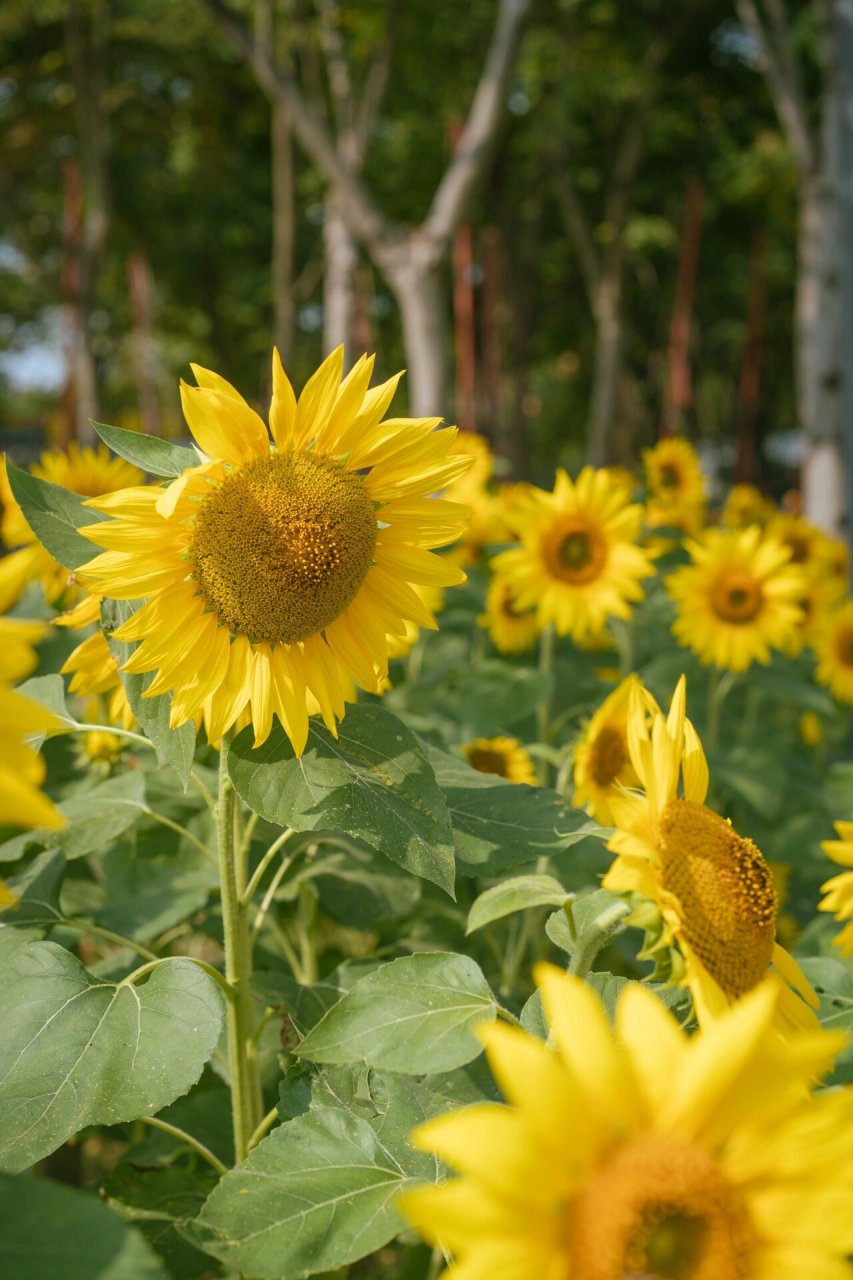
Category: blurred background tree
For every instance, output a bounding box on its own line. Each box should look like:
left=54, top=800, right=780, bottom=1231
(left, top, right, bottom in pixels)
left=0, top=0, right=846, bottom=529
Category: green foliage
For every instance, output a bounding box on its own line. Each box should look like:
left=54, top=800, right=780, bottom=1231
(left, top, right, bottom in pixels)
left=92, top=422, right=199, bottom=478
left=6, top=464, right=104, bottom=571
left=0, top=945, right=223, bottom=1172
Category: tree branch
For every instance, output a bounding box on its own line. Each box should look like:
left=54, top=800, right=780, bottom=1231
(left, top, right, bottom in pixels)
left=425, top=0, right=532, bottom=246
left=736, top=0, right=816, bottom=175
left=553, top=169, right=599, bottom=304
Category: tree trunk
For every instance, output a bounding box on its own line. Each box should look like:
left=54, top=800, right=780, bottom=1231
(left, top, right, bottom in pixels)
left=383, top=250, right=448, bottom=418
left=586, top=262, right=624, bottom=466
left=323, top=192, right=357, bottom=359
left=798, top=170, right=844, bottom=530
left=271, top=96, right=295, bottom=359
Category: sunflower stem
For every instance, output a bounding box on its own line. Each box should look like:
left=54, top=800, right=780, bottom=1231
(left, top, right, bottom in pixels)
left=567, top=899, right=631, bottom=979
left=217, top=740, right=263, bottom=1164
left=536, top=624, right=555, bottom=785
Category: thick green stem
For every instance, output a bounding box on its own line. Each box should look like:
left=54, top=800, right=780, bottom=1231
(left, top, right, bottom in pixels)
left=217, top=743, right=263, bottom=1163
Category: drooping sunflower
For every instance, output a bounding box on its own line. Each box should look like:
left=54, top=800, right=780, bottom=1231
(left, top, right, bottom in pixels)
left=572, top=675, right=652, bottom=825
left=0, top=446, right=143, bottom=612
left=603, top=677, right=818, bottom=1031
left=76, top=349, right=471, bottom=752
left=813, top=599, right=853, bottom=704
left=478, top=572, right=540, bottom=654
left=493, top=468, right=653, bottom=644
left=399, top=966, right=853, bottom=1280
left=819, top=821, right=853, bottom=954
left=0, top=618, right=64, bottom=832
left=667, top=525, right=805, bottom=672
left=462, top=736, right=537, bottom=786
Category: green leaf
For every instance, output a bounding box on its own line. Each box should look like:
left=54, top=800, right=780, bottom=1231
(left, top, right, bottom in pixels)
left=102, top=598, right=197, bottom=786
left=0, top=771, right=146, bottom=863
left=183, top=1108, right=415, bottom=1278
left=426, top=744, right=598, bottom=875
left=466, top=874, right=571, bottom=934
left=290, top=841, right=422, bottom=929
left=101, top=1162, right=219, bottom=1279
left=93, top=822, right=216, bottom=943
left=297, top=952, right=496, bottom=1073
left=92, top=422, right=199, bottom=478
left=229, top=705, right=456, bottom=894
left=0, top=848, right=65, bottom=930
left=0, top=943, right=224, bottom=1172
left=6, top=462, right=104, bottom=571
left=15, top=673, right=72, bottom=726
left=0, top=1172, right=169, bottom=1279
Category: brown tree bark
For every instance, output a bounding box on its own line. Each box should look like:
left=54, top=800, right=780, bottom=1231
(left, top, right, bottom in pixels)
left=661, top=176, right=704, bottom=438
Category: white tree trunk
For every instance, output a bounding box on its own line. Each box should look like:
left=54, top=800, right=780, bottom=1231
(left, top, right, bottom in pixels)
left=586, top=266, right=624, bottom=466
left=323, top=192, right=358, bottom=360
left=383, top=250, right=448, bottom=417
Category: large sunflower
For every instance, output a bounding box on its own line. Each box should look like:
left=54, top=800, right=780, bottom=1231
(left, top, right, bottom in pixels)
left=76, top=349, right=471, bottom=751
left=813, top=599, right=853, bottom=704
left=667, top=525, right=804, bottom=672
left=493, top=468, right=653, bottom=643
left=819, top=821, right=853, bottom=954
left=400, top=966, right=853, bottom=1280
left=603, top=677, right=818, bottom=1032
left=572, top=675, right=651, bottom=825
left=0, top=445, right=142, bottom=612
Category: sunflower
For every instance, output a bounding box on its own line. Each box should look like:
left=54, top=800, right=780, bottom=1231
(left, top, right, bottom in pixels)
left=667, top=525, right=805, bottom=673
left=0, top=618, right=64, bottom=832
left=0, top=446, right=143, bottom=612
left=603, top=676, right=818, bottom=1032
left=75, top=349, right=471, bottom=752
left=813, top=600, right=853, bottom=704
left=644, top=437, right=707, bottom=508
left=572, top=675, right=651, bottom=825
left=819, top=821, right=853, bottom=954
left=462, top=737, right=537, bottom=785
left=721, top=483, right=775, bottom=530
left=493, top=468, right=653, bottom=643
left=386, top=583, right=445, bottom=661
left=478, top=572, right=540, bottom=654
left=399, top=965, right=853, bottom=1280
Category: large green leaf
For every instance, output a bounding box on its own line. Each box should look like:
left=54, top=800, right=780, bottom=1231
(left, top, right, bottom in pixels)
left=15, top=673, right=73, bottom=726
left=101, top=1162, right=219, bottom=1279
left=229, top=705, right=456, bottom=894
left=0, top=848, right=65, bottom=930
left=0, top=942, right=224, bottom=1172
left=426, top=744, right=599, bottom=875
left=0, top=771, right=146, bottom=863
left=183, top=1108, right=415, bottom=1278
left=297, top=952, right=496, bottom=1073
left=102, top=598, right=197, bottom=786
left=0, top=1173, right=169, bottom=1280
left=92, top=421, right=199, bottom=478
left=6, top=462, right=104, bottom=571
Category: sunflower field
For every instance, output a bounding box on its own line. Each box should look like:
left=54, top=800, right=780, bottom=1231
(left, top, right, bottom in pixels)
left=0, top=345, right=851, bottom=1280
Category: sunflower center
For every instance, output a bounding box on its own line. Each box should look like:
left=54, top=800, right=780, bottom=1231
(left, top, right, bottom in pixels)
left=189, top=452, right=377, bottom=646
left=657, top=799, right=777, bottom=1000
left=710, top=573, right=763, bottom=624
left=465, top=746, right=510, bottom=778
left=569, top=1135, right=755, bottom=1280
left=836, top=625, right=853, bottom=669
left=547, top=522, right=607, bottom=585
left=659, top=464, right=681, bottom=490
left=589, top=724, right=628, bottom=788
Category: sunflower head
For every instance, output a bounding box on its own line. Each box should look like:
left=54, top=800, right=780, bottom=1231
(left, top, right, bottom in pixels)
left=643, top=437, right=707, bottom=508
left=814, top=599, right=853, bottom=705
left=720, top=483, right=775, bottom=530
left=400, top=966, right=853, bottom=1280
left=820, top=821, right=853, bottom=954
left=478, top=571, right=540, bottom=654
left=77, top=349, right=472, bottom=753
left=462, top=736, right=537, bottom=785
left=667, top=526, right=805, bottom=673
left=604, top=677, right=817, bottom=1028
left=493, top=467, right=653, bottom=643
left=572, top=675, right=652, bottom=824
